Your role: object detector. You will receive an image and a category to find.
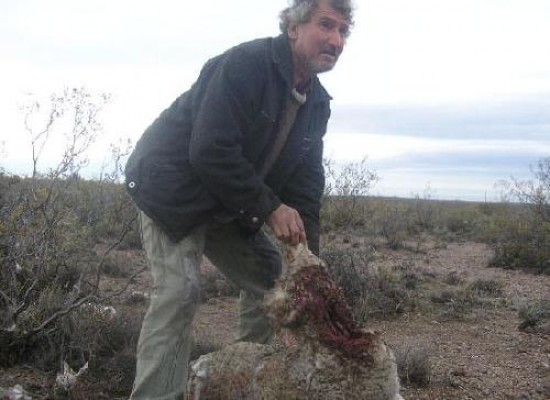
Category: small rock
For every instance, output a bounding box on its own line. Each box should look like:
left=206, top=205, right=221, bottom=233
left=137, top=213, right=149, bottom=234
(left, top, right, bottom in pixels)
left=0, top=385, right=32, bottom=400
left=452, top=367, right=469, bottom=377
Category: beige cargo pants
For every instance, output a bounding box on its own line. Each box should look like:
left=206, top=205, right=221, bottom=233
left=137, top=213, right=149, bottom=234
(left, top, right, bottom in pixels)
left=130, top=212, right=282, bottom=400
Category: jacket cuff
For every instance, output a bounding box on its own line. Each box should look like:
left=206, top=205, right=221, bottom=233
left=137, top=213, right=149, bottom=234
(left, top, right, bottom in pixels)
left=237, top=189, right=281, bottom=231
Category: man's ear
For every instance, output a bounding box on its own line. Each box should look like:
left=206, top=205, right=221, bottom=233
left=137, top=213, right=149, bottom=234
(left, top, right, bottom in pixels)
left=287, top=22, right=299, bottom=40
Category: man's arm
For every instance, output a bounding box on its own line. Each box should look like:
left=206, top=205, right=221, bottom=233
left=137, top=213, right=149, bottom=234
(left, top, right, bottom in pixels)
left=189, top=47, right=281, bottom=232
left=278, top=136, right=326, bottom=255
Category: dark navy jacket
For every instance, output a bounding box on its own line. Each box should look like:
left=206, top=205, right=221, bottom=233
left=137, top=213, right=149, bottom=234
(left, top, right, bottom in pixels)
left=125, top=34, right=331, bottom=253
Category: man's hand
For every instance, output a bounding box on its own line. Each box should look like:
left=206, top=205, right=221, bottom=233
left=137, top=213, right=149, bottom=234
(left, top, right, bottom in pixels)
left=266, top=204, right=306, bottom=246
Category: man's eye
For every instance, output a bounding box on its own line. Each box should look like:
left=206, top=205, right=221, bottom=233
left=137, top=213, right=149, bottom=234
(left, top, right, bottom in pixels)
left=340, top=26, right=350, bottom=38
left=320, top=20, right=334, bottom=30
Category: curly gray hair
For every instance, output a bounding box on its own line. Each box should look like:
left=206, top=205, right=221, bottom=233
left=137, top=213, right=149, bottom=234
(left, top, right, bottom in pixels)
left=279, top=0, right=354, bottom=34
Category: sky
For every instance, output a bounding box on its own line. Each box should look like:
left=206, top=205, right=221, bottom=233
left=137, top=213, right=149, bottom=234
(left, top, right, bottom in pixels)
left=1, top=0, right=549, bottom=201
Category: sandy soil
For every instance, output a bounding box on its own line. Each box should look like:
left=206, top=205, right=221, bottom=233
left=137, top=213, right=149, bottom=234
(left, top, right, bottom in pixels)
left=1, top=240, right=548, bottom=399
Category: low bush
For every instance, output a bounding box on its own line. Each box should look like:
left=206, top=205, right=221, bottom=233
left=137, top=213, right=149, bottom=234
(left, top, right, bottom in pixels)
left=321, top=158, right=378, bottom=231
left=468, top=278, right=504, bottom=297
left=431, top=278, right=504, bottom=320
left=440, top=206, right=487, bottom=240
left=443, top=271, right=464, bottom=286
left=518, top=299, right=550, bottom=332
left=0, top=89, right=140, bottom=390
left=485, top=209, right=550, bottom=275
left=484, top=158, right=550, bottom=275
left=395, top=345, right=432, bottom=387
left=100, top=252, right=133, bottom=278
left=322, top=247, right=419, bottom=321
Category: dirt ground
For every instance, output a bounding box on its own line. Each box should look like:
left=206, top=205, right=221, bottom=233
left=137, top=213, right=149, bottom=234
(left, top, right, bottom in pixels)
left=191, top=241, right=550, bottom=400
left=1, top=239, right=549, bottom=399
left=373, top=242, right=550, bottom=400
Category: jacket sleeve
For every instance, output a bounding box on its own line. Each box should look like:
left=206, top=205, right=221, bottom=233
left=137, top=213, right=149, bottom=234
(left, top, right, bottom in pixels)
left=279, top=133, right=326, bottom=256
left=188, top=48, right=281, bottom=231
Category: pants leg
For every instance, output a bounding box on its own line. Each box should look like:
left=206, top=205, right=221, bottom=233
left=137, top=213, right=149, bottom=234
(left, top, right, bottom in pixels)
left=203, top=223, right=282, bottom=344
left=130, top=212, right=206, bottom=400
left=237, top=289, right=273, bottom=343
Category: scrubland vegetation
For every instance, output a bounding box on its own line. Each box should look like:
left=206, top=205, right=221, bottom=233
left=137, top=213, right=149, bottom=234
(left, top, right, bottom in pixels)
left=1, top=89, right=548, bottom=399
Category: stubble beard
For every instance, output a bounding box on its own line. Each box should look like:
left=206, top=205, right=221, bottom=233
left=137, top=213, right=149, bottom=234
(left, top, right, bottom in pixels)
left=302, top=53, right=338, bottom=77
left=311, top=56, right=338, bottom=75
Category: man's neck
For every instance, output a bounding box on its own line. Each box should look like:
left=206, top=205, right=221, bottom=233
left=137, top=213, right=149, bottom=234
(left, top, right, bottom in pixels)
left=294, top=76, right=313, bottom=94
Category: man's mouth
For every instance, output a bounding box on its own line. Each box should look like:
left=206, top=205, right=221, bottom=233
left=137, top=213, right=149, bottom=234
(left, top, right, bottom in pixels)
left=320, top=52, right=337, bottom=62
left=320, top=47, right=339, bottom=60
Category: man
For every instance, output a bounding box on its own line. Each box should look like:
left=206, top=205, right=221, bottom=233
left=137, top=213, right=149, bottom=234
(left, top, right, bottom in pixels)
left=125, top=0, right=353, bottom=398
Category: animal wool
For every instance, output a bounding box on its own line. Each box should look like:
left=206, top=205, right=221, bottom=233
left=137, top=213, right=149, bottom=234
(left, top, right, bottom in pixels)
left=188, top=243, right=404, bottom=400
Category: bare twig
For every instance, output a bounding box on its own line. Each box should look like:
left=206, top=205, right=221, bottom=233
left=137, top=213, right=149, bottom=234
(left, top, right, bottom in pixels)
left=0, top=288, right=14, bottom=307
left=24, top=294, right=96, bottom=338
left=104, top=265, right=148, bottom=301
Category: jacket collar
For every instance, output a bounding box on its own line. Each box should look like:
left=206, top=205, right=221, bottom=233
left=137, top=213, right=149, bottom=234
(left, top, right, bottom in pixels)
left=271, top=34, right=332, bottom=104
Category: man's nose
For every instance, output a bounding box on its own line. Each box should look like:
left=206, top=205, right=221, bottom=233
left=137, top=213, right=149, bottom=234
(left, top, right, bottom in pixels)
left=327, top=29, right=345, bottom=50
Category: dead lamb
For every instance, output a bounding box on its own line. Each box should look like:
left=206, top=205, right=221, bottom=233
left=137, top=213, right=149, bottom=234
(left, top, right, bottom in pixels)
left=188, top=242, right=404, bottom=400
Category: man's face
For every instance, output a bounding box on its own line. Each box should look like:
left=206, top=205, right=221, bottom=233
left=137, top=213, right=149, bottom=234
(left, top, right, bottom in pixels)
left=288, top=1, right=350, bottom=80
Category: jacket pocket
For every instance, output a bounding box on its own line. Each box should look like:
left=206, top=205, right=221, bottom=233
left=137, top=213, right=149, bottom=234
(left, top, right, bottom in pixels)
left=142, top=161, right=199, bottom=205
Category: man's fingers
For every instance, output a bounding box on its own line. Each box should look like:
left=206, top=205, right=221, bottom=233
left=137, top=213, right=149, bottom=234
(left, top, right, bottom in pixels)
left=266, top=203, right=307, bottom=245
left=291, top=220, right=304, bottom=245
left=273, top=225, right=287, bottom=241
left=299, top=229, right=307, bottom=244
left=296, top=217, right=305, bottom=232
left=273, top=222, right=300, bottom=245
left=289, top=230, right=300, bottom=246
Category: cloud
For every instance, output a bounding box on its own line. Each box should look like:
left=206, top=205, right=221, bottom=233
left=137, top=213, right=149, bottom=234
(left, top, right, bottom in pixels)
left=324, top=130, right=548, bottom=201
left=372, top=148, right=543, bottom=176
left=329, top=93, right=550, bottom=140
left=367, top=148, right=540, bottom=202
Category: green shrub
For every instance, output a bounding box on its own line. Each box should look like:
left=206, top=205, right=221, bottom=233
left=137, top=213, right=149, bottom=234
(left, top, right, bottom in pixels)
left=468, top=278, right=503, bottom=297
left=485, top=158, right=550, bottom=274
left=443, top=271, right=463, bottom=286
left=369, top=201, right=410, bottom=249
left=100, top=252, right=132, bottom=278
left=321, top=158, right=378, bottom=231
left=442, top=207, right=484, bottom=238
left=53, top=306, right=141, bottom=397
left=322, top=247, right=419, bottom=321
left=395, top=345, right=432, bottom=387
left=430, top=288, right=477, bottom=320
left=431, top=278, right=504, bottom=320
left=322, top=247, right=373, bottom=310
left=486, top=209, right=550, bottom=274
left=518, top=300, right=550, bottom=332
left=409, top=186, right=440, bottom=232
